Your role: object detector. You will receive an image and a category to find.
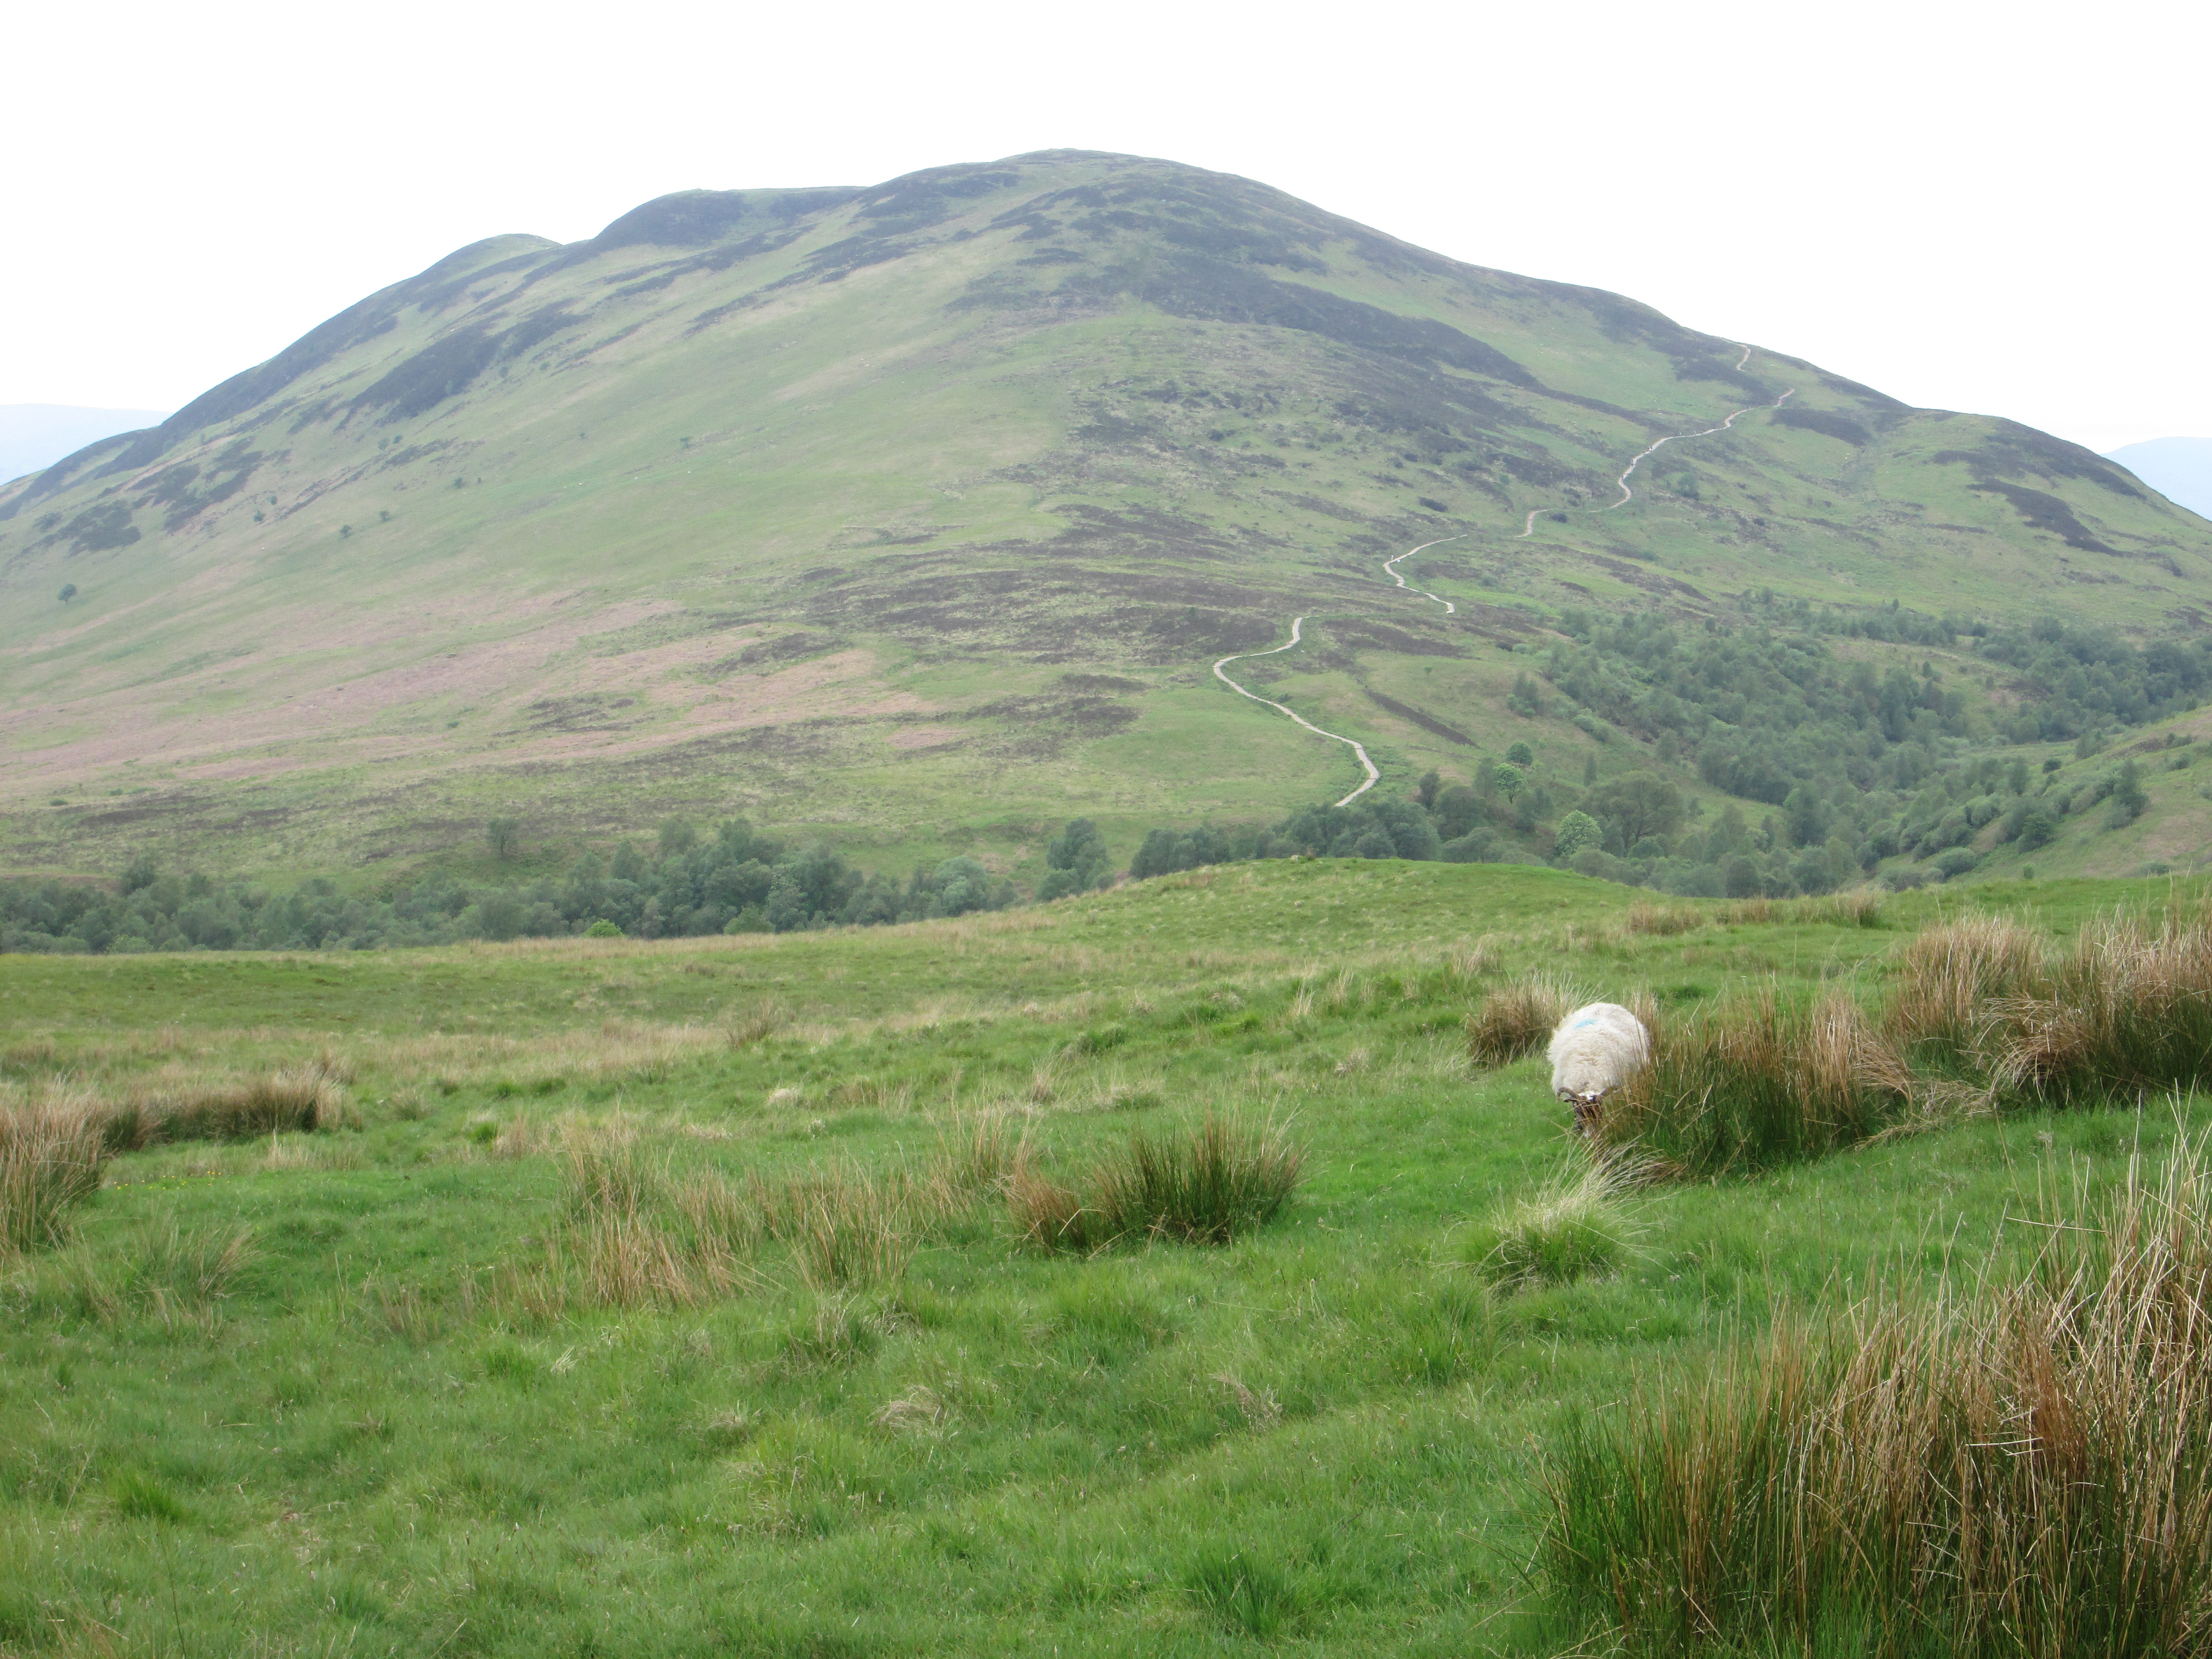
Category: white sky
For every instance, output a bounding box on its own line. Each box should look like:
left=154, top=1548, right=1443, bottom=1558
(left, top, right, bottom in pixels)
left=5, top=0, right=2201, bottom=453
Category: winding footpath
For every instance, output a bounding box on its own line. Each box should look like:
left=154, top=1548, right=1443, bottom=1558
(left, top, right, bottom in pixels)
left=1223, top=347, right=1794, bottom=795
left=1213, top=619, right=1382, bottom=806
left=1381, top=534, right=1465, bottom=614
left=1520, top=348, right=1792, bottom=535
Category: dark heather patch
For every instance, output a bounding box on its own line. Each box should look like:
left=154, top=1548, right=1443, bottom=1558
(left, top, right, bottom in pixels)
left=583, top=187, right=860, bottom=252
left=708, top=633, right=848, bottom=675
left=1932, top=421, right=2147, bottom=500
left=1059, top=673, right=1151, bottom=693
left=84, top=236, right=557, bottom=478
left=135, top=438, right=262, bottom=530
left=1771, top=408, right=1869, bottom=445
left=1321, top=619, right=1466, bottom=658
left=1363, top=690, right=1474, bottom=744
left=1263, top=490, right=1377, bottom=525
left=352, top=305, right=580, bottom=420
left=1973, top=482, right=2118, bottom=553
left=1075, top=257, right=1539, bottom=385
left=0, top=431, right=138, bottom=520
left=47, top=500, right=140, bottom=553
left=522, top=696, right=638, bottom=733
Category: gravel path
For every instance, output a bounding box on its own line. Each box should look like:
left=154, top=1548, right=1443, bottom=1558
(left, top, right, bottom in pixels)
left=1213, top=617, right=1382, bottom=806
left=1519, top=349, right=1792, bottom=535
left=1382, top=534, right=1466, bottom=614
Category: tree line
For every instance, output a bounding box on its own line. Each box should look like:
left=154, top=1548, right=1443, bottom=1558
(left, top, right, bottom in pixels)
left=0, top=817, right=1017, bottom=955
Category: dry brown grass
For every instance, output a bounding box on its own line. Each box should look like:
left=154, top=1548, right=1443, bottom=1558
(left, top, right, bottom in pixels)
left=1549, top=1129, right=2212, bottom=1656
left=505, top=1110, right=1016, bottom=1310
left=1988, top=910, right=2212, bottom=1105
left=0, top=1088, right=106, bottom=1253
left=724, top=1000, right=788, bottom=1049
left=1883, top=913, right=2046, bottom=1068
left=1465, top=976, right=1581, bottom=1068
left=1625, top=900, right=1702, bottom=937
left=100, top=1062, right=350, bottom=1150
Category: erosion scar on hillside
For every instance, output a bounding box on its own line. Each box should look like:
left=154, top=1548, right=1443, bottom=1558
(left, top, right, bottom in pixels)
left=1213, top=618, right=1381, bottom=806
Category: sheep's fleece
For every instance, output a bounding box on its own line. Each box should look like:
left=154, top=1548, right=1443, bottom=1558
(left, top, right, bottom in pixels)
left=1547, top=1002, right=1650, bottom=1120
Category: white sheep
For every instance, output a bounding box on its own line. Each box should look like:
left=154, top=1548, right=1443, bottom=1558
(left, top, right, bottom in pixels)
left=1547, top=1001, right=1650, bottom=1131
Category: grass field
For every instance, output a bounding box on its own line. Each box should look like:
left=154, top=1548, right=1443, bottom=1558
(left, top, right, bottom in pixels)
left=5, top=859, right=2209, bottom=1654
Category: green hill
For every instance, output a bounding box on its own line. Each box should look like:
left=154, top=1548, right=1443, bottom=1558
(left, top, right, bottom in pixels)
left=5, top=149, right=2209, bottom=883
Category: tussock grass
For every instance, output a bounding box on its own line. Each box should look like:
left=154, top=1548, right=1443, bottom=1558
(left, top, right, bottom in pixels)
left=1466, top=976, right=1581, bottom=1068
left=59, top=1220, right=258, bottom=1327
left=0, top=1090, right=106, bottom=1253
left=1625, top=901, right=1702, bottom=937
left=515, top=1112, right=1017, bottom=1309
left=1545, top=1129, right=2212, bottom=1658
left=1010, top=1116, right=1303, bottom=1251
left=103, top=1064, right=348, bottom=1149
left=1989, top=910, right=2212, bottom=1106
left=1598, top=985, right=1912, bottom=1175
left=1883, top=913, right=2046, bottom=1070
left=1465, top=1152, right=1649, bottom=1293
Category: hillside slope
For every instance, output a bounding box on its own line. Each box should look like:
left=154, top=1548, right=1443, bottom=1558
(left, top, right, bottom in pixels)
left=5, top=150, right=2208, bottom=878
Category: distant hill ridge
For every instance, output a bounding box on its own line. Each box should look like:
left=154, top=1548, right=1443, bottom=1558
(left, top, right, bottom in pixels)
left=4, top=149, right=2209, bottom=879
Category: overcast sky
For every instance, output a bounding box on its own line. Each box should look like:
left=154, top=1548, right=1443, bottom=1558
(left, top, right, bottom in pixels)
left=6, top=0, right=2200, bottom=453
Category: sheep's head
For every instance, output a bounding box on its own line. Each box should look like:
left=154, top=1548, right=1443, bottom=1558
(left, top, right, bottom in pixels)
left=1562, top=1087, right=1606, bottom=1133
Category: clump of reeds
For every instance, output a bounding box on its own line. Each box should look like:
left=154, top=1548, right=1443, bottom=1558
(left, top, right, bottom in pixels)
left=1544, top=1129, right=2212, bottom=1658
left=1988, top=910, right=2212, bottom=1106
left=1882, top=912, right=2046, bottom=1073
left=58, top=1219, right=258, bottom=1327
left=1597, top=985, right=1911, bottom=1176
left=102, top=1063, right=349, bottom=1150
left=0, top=1090, right=106, bottom=1253
left=517, top=1110, right=1018, bottom=1310
left=1010, top=1116, right=1303, bottom=1251
left=1467, top=976, right=1581, bottom=1068
left=1625, top=901, right=1701, bottom=937
left=1466, top=1152, right=1651, bottom=1293
left=724, top=1000, right=788, bottom=1049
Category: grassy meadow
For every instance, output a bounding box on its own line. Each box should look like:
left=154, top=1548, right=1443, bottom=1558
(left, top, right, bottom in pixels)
left=13, top=863, right=2212, bottom=1654
left=6, top=859, right=2212, bottom=1654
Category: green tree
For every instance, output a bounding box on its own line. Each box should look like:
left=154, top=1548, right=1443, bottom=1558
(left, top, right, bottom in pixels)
left=1490, top=763, right=1524, bottom=802
left=1824, top=835, right=1860, bottom=889
left=2006, top=758, right=2030, bottom=794
left=1433, top=785, right=1480, bottom=842
left=1552, top=811, right=1603, bottom=863
left=485, top=817, right=521, bottom=861
left=1506, top=741, right=1535, bottom=768
left=1416, top=769, right=1442, bottom=811
left=2108, top=759, right=2148, bottom=827
left=2018, top=807, right=2059, bottom=849
left=658, top=818, right=697, bottom=859
left=57, top=583, right=76, bottom=604
left=1782, top=786, right=1831, bottom=848
left=1039, top=817, right=1113, bottom=900
left=1723, top=854, right=1762, bottom=898
left=1585, top=772, right=1684, bottom=848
